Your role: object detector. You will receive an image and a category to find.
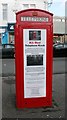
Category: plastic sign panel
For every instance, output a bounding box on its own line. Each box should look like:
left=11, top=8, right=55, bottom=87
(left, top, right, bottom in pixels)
left=24, top=29, right=46, bottom=98
left=21, top=16, right=49, bottom=22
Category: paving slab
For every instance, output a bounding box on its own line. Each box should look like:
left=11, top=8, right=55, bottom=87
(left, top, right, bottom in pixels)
left=2, top=74, right=65, bottom=119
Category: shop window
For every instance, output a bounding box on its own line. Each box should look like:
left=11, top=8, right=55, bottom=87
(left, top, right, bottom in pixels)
left=0, top=34, right=1, bottom=44
left=9, top=33, right=14, bottom=44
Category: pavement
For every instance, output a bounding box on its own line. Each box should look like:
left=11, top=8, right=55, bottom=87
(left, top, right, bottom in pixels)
left=1, top=58, right=66, bottom=119
left=2, top=74, right=65, bottom=119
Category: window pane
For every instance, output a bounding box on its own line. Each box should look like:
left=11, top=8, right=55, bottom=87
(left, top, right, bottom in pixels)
left=23, top=4, right=29, bottom=9
left=30, top=4, right=36, bottom=8
left=2, top=4, right=8, bottom=20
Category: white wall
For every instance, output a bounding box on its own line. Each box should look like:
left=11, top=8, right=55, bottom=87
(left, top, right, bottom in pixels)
left=12, top=0, right=48, bottom=22
left=15, top=0, right=48, bottom=11
left=0, top=0, right=48, bottom=27
left=8, top=0, right=16, bottom=23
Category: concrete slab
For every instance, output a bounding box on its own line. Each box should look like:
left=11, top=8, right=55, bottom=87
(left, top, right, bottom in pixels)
left=2, top=74, right=65, bottom=118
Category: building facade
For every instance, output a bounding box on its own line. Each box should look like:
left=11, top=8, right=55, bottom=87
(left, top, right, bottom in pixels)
left=0, top=0, right=66, bottom=44
left=53, top=16, right=66, bottom=43
left=0, top=0, right=48, bottom=44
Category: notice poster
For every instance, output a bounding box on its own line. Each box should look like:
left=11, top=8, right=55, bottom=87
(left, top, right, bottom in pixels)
left=23, top=29, right=46, bottom=98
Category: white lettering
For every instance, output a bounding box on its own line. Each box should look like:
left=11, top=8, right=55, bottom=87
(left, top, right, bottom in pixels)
left=21, top=17, right=49, bottom=22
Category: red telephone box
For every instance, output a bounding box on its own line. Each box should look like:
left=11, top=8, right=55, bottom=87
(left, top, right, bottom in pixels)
left=15, top=9, right=53, bottom=108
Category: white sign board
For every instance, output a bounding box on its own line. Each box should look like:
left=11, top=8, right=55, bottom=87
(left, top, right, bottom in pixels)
left=23, top=29, right=47, bottom=98
left=21, top=17, right=49, bottom=22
